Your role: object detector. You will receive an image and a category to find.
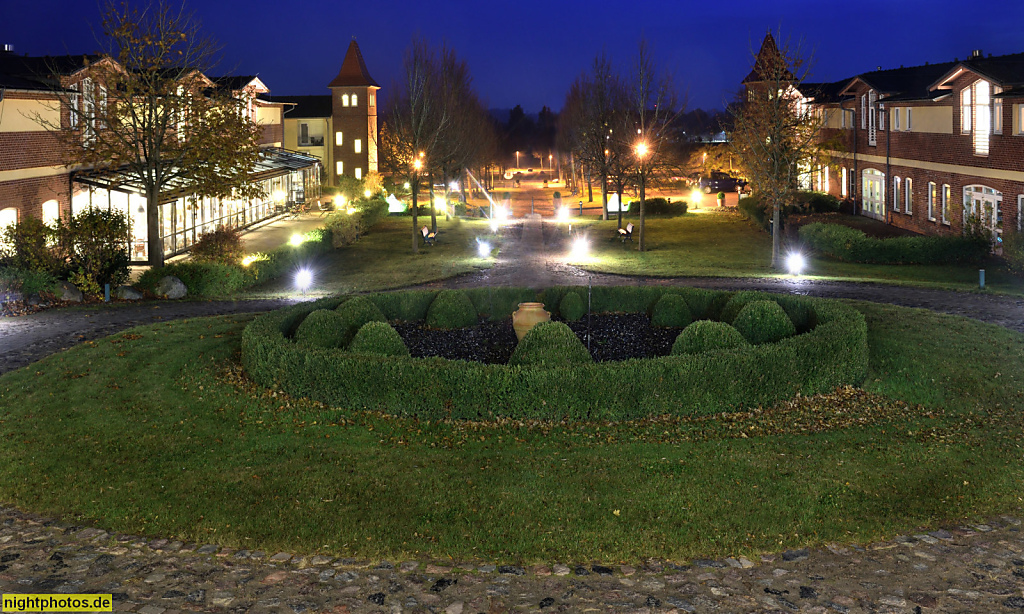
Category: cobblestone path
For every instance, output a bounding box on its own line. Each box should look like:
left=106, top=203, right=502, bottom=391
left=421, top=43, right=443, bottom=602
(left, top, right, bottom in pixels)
left=2, top=507, right=1024, bottom=613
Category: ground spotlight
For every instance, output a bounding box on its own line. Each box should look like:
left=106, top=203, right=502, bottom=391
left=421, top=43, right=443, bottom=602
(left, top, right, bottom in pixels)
left=557, top=207, right=569, bottom=221
left=289, top=233, right=304, bottom=247
left=477, top=239, right=491, bottom=258
left=295, top=268, right=313, bottom=294
left=570, top=237, right=589, bottom=259
left=489, top=219, right=499, bottom=233
left=787, top=252, right=806, bottom=276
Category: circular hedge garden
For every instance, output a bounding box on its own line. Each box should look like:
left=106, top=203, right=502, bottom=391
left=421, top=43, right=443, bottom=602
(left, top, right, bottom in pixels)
left=242, top=286, right=868, bottom=421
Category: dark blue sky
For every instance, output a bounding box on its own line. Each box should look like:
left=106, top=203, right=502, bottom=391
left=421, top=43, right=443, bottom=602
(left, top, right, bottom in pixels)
left=5, top=0, right=1024, bottom=113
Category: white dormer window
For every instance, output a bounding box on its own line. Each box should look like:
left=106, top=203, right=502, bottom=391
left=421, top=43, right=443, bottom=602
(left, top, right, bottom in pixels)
left=867, top=90, right=877, bottom=146
left=993, top=85, right=1003, bottom=134
left=961, top=87, right=972, bottom=133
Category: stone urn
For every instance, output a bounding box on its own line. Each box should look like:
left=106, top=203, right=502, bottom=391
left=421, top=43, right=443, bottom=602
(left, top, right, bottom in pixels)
left=512, top=302, right=551, bottom=341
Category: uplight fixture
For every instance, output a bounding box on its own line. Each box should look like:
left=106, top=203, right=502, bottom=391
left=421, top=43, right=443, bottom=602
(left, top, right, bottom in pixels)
left=787, top=252, right=806, bottom=276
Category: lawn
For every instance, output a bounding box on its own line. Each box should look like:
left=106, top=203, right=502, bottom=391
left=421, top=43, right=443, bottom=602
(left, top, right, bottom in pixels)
left=241, top=216, right=499, bottom=297
left=570, top=209, right=1024, bottom=294
left=0, top=301, right=1021, bottom=564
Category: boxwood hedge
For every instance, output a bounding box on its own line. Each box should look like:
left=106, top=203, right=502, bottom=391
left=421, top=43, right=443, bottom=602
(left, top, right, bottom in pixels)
left=242, top=286, right=868, bottom=421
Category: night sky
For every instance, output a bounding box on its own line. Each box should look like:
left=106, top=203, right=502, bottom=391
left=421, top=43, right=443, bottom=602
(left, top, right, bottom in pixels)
left=4, top=0, right=1024, bottom=114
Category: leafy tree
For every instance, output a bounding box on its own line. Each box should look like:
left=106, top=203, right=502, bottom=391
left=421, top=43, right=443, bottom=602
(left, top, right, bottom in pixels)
left=729, top=32, right=828, bottom=268
left=44, top=1, right=263, bottom=267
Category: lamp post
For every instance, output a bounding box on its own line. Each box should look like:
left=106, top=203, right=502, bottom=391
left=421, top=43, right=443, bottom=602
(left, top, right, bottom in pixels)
left=515, top=150, right=520, bottom=169
left=411, top=157, right=423, bottom=252
left=635, top=141, right=649, bottom=250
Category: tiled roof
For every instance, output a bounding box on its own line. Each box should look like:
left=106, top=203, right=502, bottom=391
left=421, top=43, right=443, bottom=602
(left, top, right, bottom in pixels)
left=262, top=95, right=332, bottom=118
left=742, top=33, right=794, bottom=84
left=328, top=40, right=378, bottom=88
left=0, top=52, right=103, bottom=90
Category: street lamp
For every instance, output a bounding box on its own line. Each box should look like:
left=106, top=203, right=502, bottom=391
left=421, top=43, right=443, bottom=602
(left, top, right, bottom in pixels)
left=515, top=151, right=520, bottom=169
left=634, top=141, right=649, bottom=244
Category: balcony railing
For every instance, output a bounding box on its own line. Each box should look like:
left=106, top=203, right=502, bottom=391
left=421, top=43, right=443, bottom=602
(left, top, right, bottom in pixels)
left=298, top=136, right=325, bottom=147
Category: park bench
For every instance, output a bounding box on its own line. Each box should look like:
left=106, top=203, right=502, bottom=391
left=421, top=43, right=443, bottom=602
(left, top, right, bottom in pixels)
left=615, top=222, right=634, bottom=242
left=421, top=225, right=437, bottom=246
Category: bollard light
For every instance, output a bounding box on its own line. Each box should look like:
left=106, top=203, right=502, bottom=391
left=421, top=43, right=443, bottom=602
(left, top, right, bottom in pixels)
left=295, top=268, right=313, bottom=294
left=570, top=237, right=589, bottom=259
left=787, top=252, right=806, bottom=276
left=290, top=233, right=304, bottom=247
left=477, top=239, right=491, bottom=258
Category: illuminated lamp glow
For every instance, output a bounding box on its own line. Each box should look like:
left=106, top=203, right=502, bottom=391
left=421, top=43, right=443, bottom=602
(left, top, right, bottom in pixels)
left=477, top=239, right=491, bottom=258
left=569, top=237, right=589, bottom=259
left=295, top=268, right=313, bottom=292
left=364, top=190, right=371, bottom=198
left=787, top=252, right=806, bottom=276
left=489, top=219, right=499, bottom=233
left=241, top=255, right=258, bottom=266
left=557, top=207, right=569, bottom=221
left=272, top=190, right=287, bottom=203
left=289, top=234, right=304, bottom=247
left=690, top=189, right=703, bottom=203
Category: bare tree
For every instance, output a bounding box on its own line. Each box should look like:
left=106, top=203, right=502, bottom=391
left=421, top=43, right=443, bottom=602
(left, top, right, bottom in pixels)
left=729, top=31, right=827, bottom=268
left=43, top=1, right=263, bottom=267
left=622, top=39, right=684, bottom=252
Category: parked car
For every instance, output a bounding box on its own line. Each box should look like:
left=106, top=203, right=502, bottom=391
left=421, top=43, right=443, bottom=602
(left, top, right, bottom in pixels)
left=699, top=172, right=747, bottom=193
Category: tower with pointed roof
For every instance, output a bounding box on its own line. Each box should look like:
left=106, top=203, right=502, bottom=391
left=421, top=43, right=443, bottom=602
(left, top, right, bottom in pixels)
left=328, top=39, right=379, bottom=184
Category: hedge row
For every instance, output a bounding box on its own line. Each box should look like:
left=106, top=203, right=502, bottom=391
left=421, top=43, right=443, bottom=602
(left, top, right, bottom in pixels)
left=799, top=222, right=990, bottom=265
left=242, top=286, right=869, bottom=421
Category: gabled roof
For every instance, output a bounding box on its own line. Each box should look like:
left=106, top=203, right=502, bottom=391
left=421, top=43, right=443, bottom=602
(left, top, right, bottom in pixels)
left=799, top=81, right=851, bottom=104
left=212, top=75, right=269, bottom=93
left=742, top=33, right=794, bottom=84
left=931, top=52, right=1024, bottom=90
left=262, top=94, right=332, bottom=118
left=328, top=40, right=379, bottom=88
left=836, top=60, right=959, bottom=103
left=0, top=51, right=105, bottom=90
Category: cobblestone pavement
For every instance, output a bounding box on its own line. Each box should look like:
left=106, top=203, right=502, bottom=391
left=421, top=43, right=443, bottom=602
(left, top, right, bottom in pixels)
left=2, top=507, right=1024, bottom=613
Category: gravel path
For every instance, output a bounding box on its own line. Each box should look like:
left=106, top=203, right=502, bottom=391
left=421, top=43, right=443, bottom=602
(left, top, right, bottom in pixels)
left=2, top=220, right=1024, bottom=613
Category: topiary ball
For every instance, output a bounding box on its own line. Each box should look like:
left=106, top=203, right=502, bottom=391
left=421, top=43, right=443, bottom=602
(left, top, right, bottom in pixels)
left=671, top=320, right=750, bottom=355
left=348, top=321, right=410, bottom=357
left=651, top=293, right=692, bottom=327
left=559, top=291, right=585, bottom=321
left=335, top=295, right=387, bottom=346
left=732, top=300, right=797, bottom=345
left=426, top=289, right=478, bottom=329
left=294, top=309, right=349, bottom=348
left=509, top=321, right=592, bottom=367
left=719, top=290, right=772, bottom=323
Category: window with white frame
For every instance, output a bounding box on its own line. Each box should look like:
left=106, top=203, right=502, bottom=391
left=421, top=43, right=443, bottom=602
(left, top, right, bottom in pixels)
left=69, top=83, right=79, bottom=129
left=878, top=102, right=885, bottom=131
left=993, top=86, right=1003, bottom=134
left=354, top=139, right=362, bottom=154
left=862, top=168, right=885, bottom=217
left=973, top=80, right=991, bottom=155
left=82, top=77, right=95, bottom=143
left=861, top=94, right=867, bottom=129
left=905, top=177, right=913, bottom=214
left=351, top=94, right=358, bottom=106
left=894, top=107, right=901, bottom=131
left=369, top=92, right=376, bottom=107
left=335, top=131, right=343, bottom=146
left=841, top=108, right=846, bottom=128
left=868, top=90, right=877, bottom=146
left=841, top=168, right=848, bottom=198
left=894, top=177, right=901, bottom=214
left=942, top=184, right=951, bottom=224
left=342, top=94, right=350, bottom=107
left=906, top=108, right=912, bottom=131
left=336, top=161, right=343, bottom=176
left=355, top=168, right=362, bottom=180
left=42, top=200, right=60, bottom=226
left=299, top=123, right=309, bottom=146
left=961, top=87, right=972, bottom=133
left=928, top=181, right=937, bottom=220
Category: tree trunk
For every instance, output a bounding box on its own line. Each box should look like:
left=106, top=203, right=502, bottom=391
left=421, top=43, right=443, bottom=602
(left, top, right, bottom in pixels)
left=638, top=176, right=646, bottom=252
left=411, top=177, right=419, bottom=254
left=771, top=200, right=780, bottom=268
left=586, top=171, right=593, bottom=203
left=600, top=171, right=608, bottom=221
left=428, top=172, right=437, bottom=232
left=616, top=182, right=624, bottom=229
left=146, top=186, right=164, bottom=268
left=459, top=168, right=468, bottom=204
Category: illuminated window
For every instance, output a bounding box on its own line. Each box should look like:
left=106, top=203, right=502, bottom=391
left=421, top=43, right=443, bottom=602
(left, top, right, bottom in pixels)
left=69, top=83, right=79, bottom=129
left=342, top=94, right=350, bottom=107
left=336, top=161, right=343, bottom=176
left=893, top=177, right=901, bottom=214
left=351, top=94, right=358, bottom=106
left=894, top=108, right=901, bottom=131
left=354, top=139, right=362, bottom=154
left=905, top=178, right=913, bottom=214
left=355, top=167, right=362, bottom=180
left=335, top=131, right=343, bottom=146
left=860, top=94, right=866, bottom=129
left=841, top=167, right=848, bottom=198
left=942, top=184, right=951, bottom=224
left=961, top=87, right=972, bottom=133
left=42, top=200, right=59, bottom=226
left=0, top=207, right=17, bottom=233
left=867, top=90, right=877, bottom=146
left=369, top=92, right=376, bottom=107
left=993, top=86, right=1003, bottom=134
left=928, top=182, right=937, bottom=221
left=973, top=81, right=991, bottom=155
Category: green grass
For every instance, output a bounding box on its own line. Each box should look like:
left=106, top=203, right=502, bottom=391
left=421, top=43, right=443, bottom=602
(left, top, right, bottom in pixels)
left=0, top=303, right=1021, bottom=564
left=240, top=217, right=497, bottom=297
left=573, top=210, right=1024, bottom=294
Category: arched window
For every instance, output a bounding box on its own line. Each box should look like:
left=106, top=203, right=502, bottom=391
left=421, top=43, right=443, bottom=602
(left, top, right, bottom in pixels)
left=0, top=207, right=18, bottom=237
left=342, top=94, right=350, bottom=107
left=963, top=185, right=1002, bottom=238
left=42, top=200, right=60, bottom=226
left=351, top=94, right=358, bottom=107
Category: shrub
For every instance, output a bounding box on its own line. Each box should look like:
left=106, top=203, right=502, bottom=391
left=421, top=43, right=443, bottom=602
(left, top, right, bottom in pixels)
left=1003, top=231, right=1024, bottom=276
left=295, top=309, right=349, bottom=349
left=242, top=287, right=868, bottom=421
left=509, top=321, right=592, bottom=367
left=671, top=321, right=749, bottom=355
left=55, top=207, right=130, bottom=295
left=720, top=290, right=773, bottom=324
left=738, top=192, right=769, bottom=230
left=323, top=211, right=360, bottom=247
left=348, top=321, right=409, bottom=357
left=651, top=293, right=692, bottom=327
left=136, top=262, right=249, bottom=297
left=793, top=191, right=840, bottom=213
left=353, top=197, right=389, bottom=231
left=426, top=289, right=478, bottom=329
left=559, top=291, right=585, bottom=321
left=799, top=222, right=990, bottom=265
left=335, top=296, right=387, bottom=346
left=0, top=216, right=58, bottom=273
left=626, top=197, right=687, bottom=217
left=732, top=300, right=796, bottom=345
left=190, top=226, right=245, bottom=265
left=682, top=288, right=730, bottom=321
left=0, top=266, right=61, bottom=297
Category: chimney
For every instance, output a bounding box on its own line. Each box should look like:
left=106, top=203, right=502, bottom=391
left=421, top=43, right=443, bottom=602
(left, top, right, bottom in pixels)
left=971, top=49, right=983, bottom=59
left=2, top=44, right=13, bottom=53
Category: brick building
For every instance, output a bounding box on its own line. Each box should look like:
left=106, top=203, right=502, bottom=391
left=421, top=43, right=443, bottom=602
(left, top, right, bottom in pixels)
left=267, top=39, right=379, bottom=185
left=0, top=47, right=320, bottom=262
left=748, top=35, right=1024, bottom=241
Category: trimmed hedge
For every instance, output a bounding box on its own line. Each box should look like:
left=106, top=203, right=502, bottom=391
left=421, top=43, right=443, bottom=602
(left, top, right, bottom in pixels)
left=626, top=197, right=688, bottom=217
left=799, top=222, right=990, bottom=265
left=509, top=321, right=592, bottom=367
left=295, top=309, right=348, bottom=349
left=242, top=286, right=869, bottom=421
left=426, top=289, right=478, bottom=329
left=672, top=321, right=749, bottom=355
left=732, top=300, right=797, bottom=345
left=651, top=293, right=692, bottom=327
left=349, top=321, right=409, bottom=357
left=335, top=296, right=387, bottom=346
left=559, top=291, right=586, bottom=322
left=137, top=262, right=250, bottom=297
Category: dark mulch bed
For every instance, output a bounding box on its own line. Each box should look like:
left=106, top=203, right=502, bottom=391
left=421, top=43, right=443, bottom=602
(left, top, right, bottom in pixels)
left=393, top=313, right=680, bottom=364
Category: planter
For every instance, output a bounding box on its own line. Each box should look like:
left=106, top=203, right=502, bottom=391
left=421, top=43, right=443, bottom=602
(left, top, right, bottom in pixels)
left=512, top=302, right=551, bottom=341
